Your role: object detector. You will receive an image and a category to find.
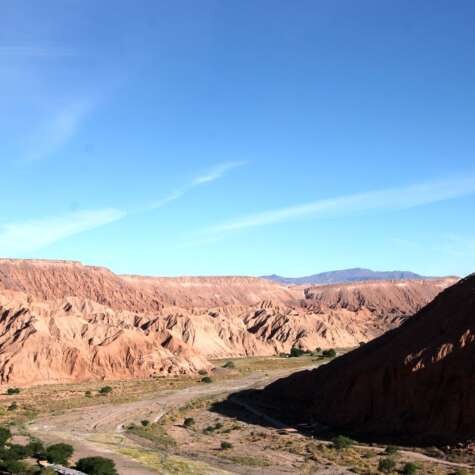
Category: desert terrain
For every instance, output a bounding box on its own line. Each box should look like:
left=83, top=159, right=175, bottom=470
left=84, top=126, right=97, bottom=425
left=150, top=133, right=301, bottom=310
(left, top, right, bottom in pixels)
left=0, top=258, right=470, bottom=474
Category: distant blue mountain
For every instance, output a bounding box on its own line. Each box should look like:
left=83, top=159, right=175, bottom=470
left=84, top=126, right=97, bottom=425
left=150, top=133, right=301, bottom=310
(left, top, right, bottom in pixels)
left=261, top=268, right=432, bottom=285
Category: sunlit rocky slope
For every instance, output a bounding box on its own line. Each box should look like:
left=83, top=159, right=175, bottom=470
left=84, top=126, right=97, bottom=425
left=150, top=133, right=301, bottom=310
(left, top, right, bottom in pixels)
left=0, top=259, right=457, bottom=385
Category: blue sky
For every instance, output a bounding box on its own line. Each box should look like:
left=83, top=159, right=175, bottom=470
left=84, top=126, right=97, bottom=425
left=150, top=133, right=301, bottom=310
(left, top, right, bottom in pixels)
left=1, top=0, right=475, bottom=277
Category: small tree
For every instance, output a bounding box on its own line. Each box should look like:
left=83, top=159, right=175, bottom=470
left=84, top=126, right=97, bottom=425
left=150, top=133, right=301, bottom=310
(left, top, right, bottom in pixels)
left=385, top=445, right=399, bottom=456
left=76, top=456, right=118, bottom=475
left=322, top=349, right=337, bottom=358
left=46, top=443, right=74, bottom=465
left=332, top=435, right=354, bottom=450
left=184, top=417, right=195, bottom=428
left=378, top=457, right=396, bottom=473
left=201, top=376, right=213, bottom=384
left=402, top=462, right=418, bottom=475
left=6, top=388, right=20, bottom=395
left=99, top=386, right=113, bottom=395
left=220, top=441, right=233, bottom=450
left=1, top=460, right=28, bottom=474
left=141, top=420, right=150, bottom=427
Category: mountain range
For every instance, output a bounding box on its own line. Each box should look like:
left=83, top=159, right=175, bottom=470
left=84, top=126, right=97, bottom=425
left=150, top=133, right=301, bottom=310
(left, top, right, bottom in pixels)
left=261, top=267, right=437, bottom=285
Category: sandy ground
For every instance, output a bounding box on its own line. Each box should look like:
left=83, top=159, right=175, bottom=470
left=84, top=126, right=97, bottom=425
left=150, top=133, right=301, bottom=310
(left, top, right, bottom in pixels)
left=28, top=366, right=316, bottom=474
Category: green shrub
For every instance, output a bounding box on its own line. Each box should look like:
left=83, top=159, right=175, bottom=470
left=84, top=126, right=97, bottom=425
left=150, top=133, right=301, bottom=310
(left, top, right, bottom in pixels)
left=222, top=361, right=236, bottom=369
left=46, top=443, right=74, bottom=465
left=85, top=390, right=92, bottom=398
left=98, top=386, right=113, bottom=395
left=378, top=457, right=396, bottom=473
left=220, top=441, right=233, bottom=450
left=203, top=425, right=215, bottom=434
left=454, top=470, right=468, bottom=475
left=385, top=445, right=399, bottom=456
left=76, top=456, right=118, bottom=475
left=141, top=420, right=150, bottom=427
left=0, top=427, right=11, bottom=446
left=26, top=439, right=44, bottom=457
left=331, top=435, right=354, bottom=450
left=201, top=376, right=213, bottom=384
left=184, top=417, right=195, bottom=428
left=6, top=388, right=20, bottom=395
left=322, top=349, right=337, bottom=358
left=7, top=402, right=17, bottom=411
left=290, top=347, right=305, bottom=357
left=0, top=460, right=27, bottom=474
left=215, top=422, right=223, bottom=429
left=402, top=462, right=418, bottom=475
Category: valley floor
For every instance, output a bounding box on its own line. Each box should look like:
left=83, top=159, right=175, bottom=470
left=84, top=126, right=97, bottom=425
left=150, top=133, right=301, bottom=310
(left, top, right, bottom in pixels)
left=1, top=355, right=473, bottom=475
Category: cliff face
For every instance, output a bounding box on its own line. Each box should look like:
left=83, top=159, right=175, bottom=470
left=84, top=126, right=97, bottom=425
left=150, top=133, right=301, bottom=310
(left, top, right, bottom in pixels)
left=0, top=259, right=458, bottom=386
left=261, top=274, right=475, bottom=444
left=0, top=291, right=210, bottom=385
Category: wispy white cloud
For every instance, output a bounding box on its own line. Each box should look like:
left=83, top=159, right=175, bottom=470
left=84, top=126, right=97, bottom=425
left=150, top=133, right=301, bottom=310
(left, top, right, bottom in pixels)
left=0, top=209, right=125, bottom=255
left=206, top=175, right=475, bottom=235
left=0, top=161, right=244, bottom=254
left=191, top=161, right=246, bottom=185
left=23, top=99, right=92, bottom=162
left=147, top=161, right=246, bottom=210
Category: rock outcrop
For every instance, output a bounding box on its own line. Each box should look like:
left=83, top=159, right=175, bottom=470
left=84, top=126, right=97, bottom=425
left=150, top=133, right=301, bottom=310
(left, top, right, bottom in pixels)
left=261, top=274, right=475, bottom=444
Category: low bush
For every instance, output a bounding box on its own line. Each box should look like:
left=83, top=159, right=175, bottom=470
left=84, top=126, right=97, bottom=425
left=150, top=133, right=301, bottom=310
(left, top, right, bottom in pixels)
left=198, top=369, right=208, bottom=375
left=0, top=427, right=11, bottom=446
left=222, top=361, right=236, bottom=369
left=201, top=376, right=213, bottom=384
left=76, top=456, right=118, bottom=475
left=184, top=417, right=195, bottom=428
left=85, top=390, right=92, bottom=398
left=322, top=349, right=337, bottom=358
left=402, top=462, right=419, bottom=475
left=385, top=445, right=399, bottom=456
left=378, top=457, right=396, bottom=473
left=141, top=420, right=150, bottom=427
left=220, top=441, right=233, bottom=450
left=98, top=386, right=113, bottom=395
left=45, top=443, right=74, bottom=465
left=331, top=435, right=354, bottom=450
left=7, top=402, right=17, bottom=411
left=6, top=388, right=20, bottom=395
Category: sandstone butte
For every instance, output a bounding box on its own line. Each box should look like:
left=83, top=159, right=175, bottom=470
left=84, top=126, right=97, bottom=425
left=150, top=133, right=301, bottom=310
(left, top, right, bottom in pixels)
left=261, top=273, right=475, bottom=445
left=0, top=258, right=458, bottom=386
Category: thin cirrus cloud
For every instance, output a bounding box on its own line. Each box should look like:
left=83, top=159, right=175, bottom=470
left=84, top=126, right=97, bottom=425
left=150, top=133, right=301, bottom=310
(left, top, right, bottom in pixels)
left=0, top=209, right=125, bottom=255
left=205, top=175, right=475, bottom=235
left=146, top=161, right=247, bottom=210
left=23, top=99, right=92, bottom=163
left=0, top=161, right=244, bottom=254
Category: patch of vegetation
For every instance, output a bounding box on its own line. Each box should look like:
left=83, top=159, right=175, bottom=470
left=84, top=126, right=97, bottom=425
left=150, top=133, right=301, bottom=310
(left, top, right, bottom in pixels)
left=220, top=441, right=233, bottom=450
left=45, top=442, right=74, bottom=465
left=6, top=388, right=20, bottom=395
left=198, top=369, right=208, bottom=376
left=219, top=454, right=271, bottom=467
left=322, top=348, right=337, bottom=358
left=183, top=417, right=195, bottom=428
left=76, top=456, right=118, bottom=475
left=332, top=435, right=354, bottom=450
left=141, top=419, right=150, bottom=427
left=378, top=457, right=396, bottom=473
left=384, top=445, right=399, bottom=456
left=290, top=347, right=309, bottom=357
left=127, top=422, right=176, bottom=449
left=85, top=390, right=92, bottom=398
left=7, top=402, right=17, bottom=411
left=222, top=361, right=235, bottom=369
left=402, top=462, right=419, bottom=475
left=201, top=376, right=213, bottom=384
left=99, top=385, right=113, bottom=395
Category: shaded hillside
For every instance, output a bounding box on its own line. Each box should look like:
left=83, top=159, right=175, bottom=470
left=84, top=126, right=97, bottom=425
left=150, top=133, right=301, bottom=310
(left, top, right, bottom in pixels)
left=261, top=275, right=475, bottom=444
left=262, top=268, right=434, bottom=285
